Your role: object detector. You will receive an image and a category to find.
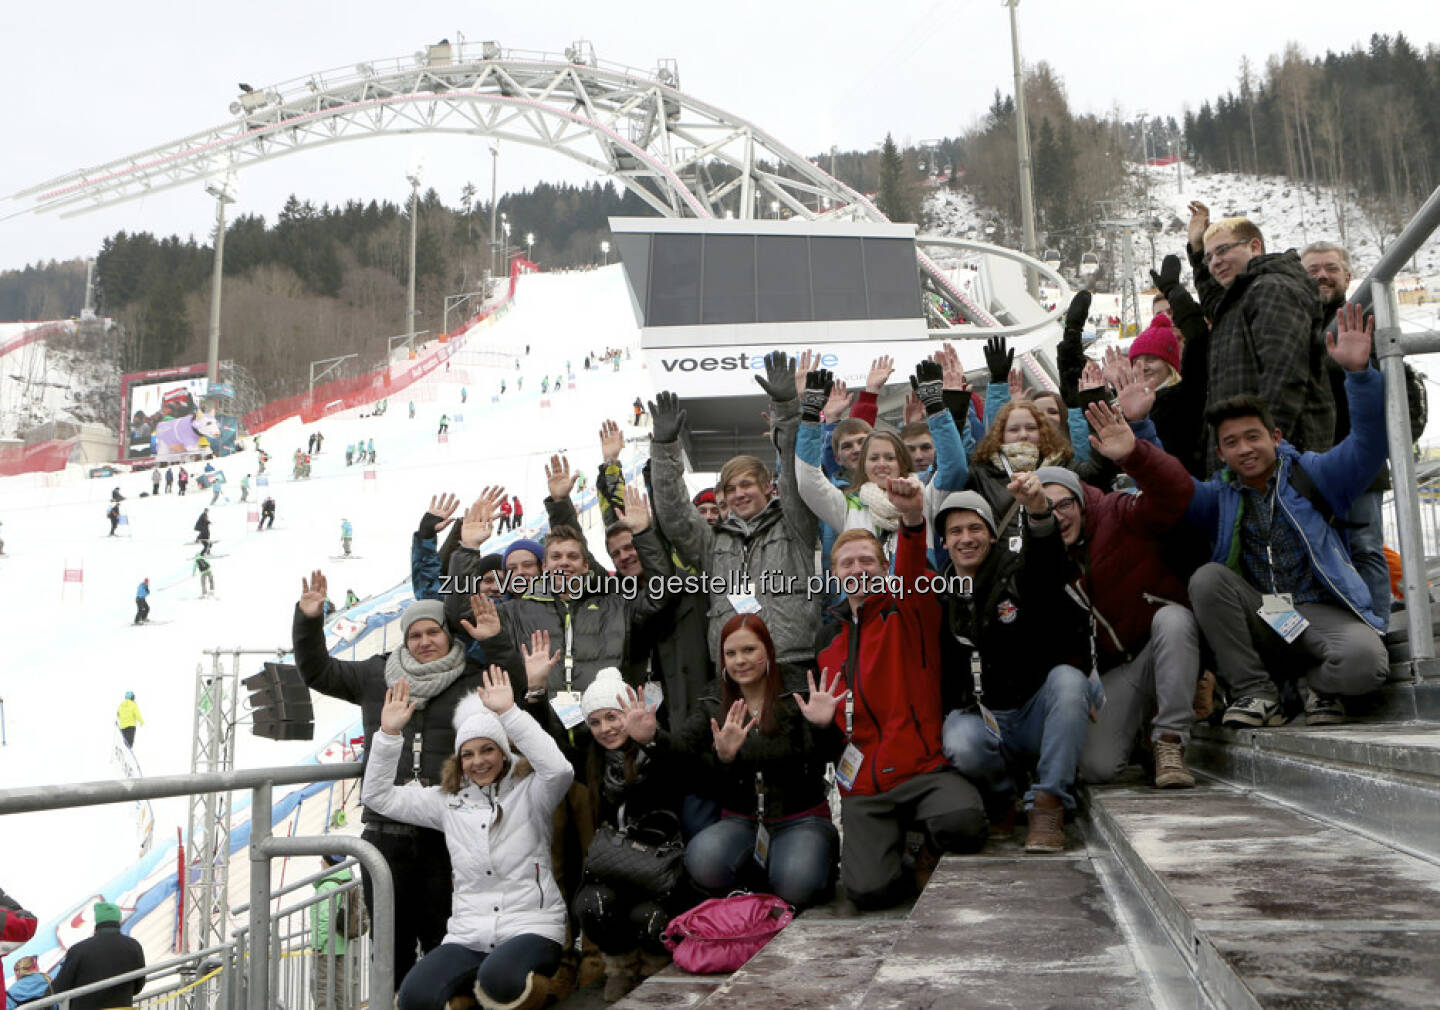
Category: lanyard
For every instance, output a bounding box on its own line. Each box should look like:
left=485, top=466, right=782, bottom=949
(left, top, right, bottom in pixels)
left=955, top=635, right=983, bottom=702
left=410, top=728, right=424, bottom=783
left=563, top=611, right=574, bottom=693
left=1264, top=484, right=1281, bottom=596
left=844, top=686, right=855, bottom=740
left=754, top=771, right=766, bottom=821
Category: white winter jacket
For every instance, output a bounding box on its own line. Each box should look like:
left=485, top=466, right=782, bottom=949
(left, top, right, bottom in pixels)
left=361, top=706, right=574, bottom=950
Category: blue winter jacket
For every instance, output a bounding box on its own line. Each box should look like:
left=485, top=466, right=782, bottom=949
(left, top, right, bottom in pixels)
left=136, top=581, right=149, bottom=599
left=7, top=972, right=52, bottom=1008
left=1184, top=366, right=1387, bottom=631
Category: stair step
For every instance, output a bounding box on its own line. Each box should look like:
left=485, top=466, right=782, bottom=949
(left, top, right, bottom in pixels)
left=695, top=918, right=905, bottom=1007
left=1088, top=784, right=1440, bottom=1009
left=853, top=855, right=1151, bottom=1009
left=1189, top=723, right=1440, bottom=861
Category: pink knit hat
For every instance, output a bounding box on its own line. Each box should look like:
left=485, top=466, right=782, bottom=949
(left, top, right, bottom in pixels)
left=1129, top=314, right=1181, bottom=374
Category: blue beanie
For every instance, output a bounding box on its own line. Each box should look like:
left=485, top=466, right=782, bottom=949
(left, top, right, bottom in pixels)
left=503, top=539, right=543, bottom=568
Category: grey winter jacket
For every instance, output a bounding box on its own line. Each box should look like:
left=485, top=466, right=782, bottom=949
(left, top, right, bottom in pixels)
left=1192, top=247, right=1334, bottom=460
left=649, top=395, right=821, bottom=669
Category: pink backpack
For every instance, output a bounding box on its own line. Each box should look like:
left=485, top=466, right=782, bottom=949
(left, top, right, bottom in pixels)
left=662, top=894, right=794, bottom=974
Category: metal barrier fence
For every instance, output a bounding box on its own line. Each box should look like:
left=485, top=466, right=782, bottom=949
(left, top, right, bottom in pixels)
left=0, top=763, right=390, bottom=1010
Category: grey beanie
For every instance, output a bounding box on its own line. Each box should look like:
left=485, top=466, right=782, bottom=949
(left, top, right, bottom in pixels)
left=1035, top=467, right=1084, bottom=506
left=400, top=599, right=447, bottom=640
left=933, top=490, right=998, bottom=540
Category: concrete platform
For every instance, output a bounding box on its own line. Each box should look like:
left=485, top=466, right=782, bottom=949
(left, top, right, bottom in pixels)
left=1088, top=784, right=1440, bottom=1009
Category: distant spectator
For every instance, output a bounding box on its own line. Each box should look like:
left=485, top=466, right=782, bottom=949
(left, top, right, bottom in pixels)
left=1, top=888, right=40, bottom=1009
left=310, top=855, right=360, bottom=1010
left=51, top=902, right=146, bottom=1010
left=6, top=954, right=52, bottom=1007
left=116, top=692, right=144, bottom=749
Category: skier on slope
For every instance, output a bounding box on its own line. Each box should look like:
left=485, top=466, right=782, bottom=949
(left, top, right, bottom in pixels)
left=193, top=551, right=215, bottom=598
left=367, top=438, right=376, bottom=464
left=134, top=578, right=151, bottom=624
left=116, top=692, right=144, bottom=748
left=437, top=415, right=449, bottom=435
left=259, top=496, right=276, bottom=530
left=240, top=474, right=251, bottom=502
left=194, top=508, right=213, bottom=555
left=106, top=502, right=121, bottom=537
left=340, top=518, right=354, bottom=557
left=345, top=589, right=360, bottom=608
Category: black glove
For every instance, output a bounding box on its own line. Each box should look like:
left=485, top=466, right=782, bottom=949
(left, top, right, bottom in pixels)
left=649, top=391, right=687, bottom=444
left=1150, top=254, right=1182, bottom=298
left=418, top=510, right=444, bottom=541
left=983, top=337, right=1013, bottom=386
left=800, top=369, right=833, bottom=423
left=908, top=360, right=946, bottom=416
left=754, top=350, right=797, bottom=402
left=1064, top=290, right=1092, bottom=332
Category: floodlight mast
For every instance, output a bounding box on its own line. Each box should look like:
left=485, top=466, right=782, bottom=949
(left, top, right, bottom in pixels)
left=202, top=172, right=237, bottom=391
left=1003, top=0, right=1040, bottom=298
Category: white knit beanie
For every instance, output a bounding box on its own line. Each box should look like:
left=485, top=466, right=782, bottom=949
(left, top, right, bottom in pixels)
left=581, top=667, right=629, bottom=719
left=451, top=693, right=512, bottom=759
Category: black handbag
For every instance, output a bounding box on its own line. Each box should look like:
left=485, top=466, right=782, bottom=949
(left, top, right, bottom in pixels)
left=583, top=808, right=684, bottom=898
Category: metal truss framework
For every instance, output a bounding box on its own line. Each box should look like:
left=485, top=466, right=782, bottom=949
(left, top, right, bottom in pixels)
left=10, top=41, right=1021, bottom=328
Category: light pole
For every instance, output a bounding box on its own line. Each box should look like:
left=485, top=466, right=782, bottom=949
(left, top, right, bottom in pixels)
left=1003, top=0, right=1039, bottom=298
left=203, top=170, right=237, bottom=391
left=405, top=158, right=424, bottom=352
left=770, top=199, right=780, bottom=219
left=600, top=240, right=610, bottom=265
left=526, top=232, right=535, bottom=261
left=488, top=144, right=500, bottom=291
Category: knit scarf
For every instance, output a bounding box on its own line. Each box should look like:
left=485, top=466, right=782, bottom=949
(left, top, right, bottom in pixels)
left=991, top=442, right=1068, bottom=474
left=854, top=481, right=903, bottom=532
left=384, top=639, right=467, bottom=709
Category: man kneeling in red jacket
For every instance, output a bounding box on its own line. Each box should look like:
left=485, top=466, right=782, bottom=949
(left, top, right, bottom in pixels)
left=812, top=476, right=986, bottom=910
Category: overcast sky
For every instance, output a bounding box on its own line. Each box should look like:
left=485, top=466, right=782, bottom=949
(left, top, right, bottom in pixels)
left=1, top=1, right=1435, bottom=272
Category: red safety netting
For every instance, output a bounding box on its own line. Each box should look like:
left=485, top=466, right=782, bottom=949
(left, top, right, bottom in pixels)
left=0, top=437, right=78, bottom=476
left=242, top=257, right=537, bottom=436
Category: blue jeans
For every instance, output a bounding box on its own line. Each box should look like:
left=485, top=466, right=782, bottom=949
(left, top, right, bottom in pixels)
left=942, top=664, right=1091, bottom=810
left=1347, top=489, right=1390, bottom=631
left=685, top=814, right=838, bottom=909
left=395, top=935, right=562, bottom=1010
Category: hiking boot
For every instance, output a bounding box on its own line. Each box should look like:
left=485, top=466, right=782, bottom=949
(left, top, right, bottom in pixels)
left=1303, top=687, right=1347, bottom=726
left=988, top=802, right=1017, bottom=838
left=1153, top=734, right=1195, bottom=789
left=1221, top=695, right=1283, bottom=727
left=601, top=951, right=640, bottom=1003
left=1024, top=792, right=1065, bottom=853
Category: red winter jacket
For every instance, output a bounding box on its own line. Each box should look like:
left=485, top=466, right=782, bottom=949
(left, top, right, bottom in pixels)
left=1065, top=439, right=1195, bottom=670
left=820, top=521, right=948, bottom=797
left=1, top=886, right=40, bottom=1006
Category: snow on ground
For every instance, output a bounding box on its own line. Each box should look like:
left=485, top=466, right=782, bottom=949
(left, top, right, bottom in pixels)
left=0, top=265, right=655, bottom=926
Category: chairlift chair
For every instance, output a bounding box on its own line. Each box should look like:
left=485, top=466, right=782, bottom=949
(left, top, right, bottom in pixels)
left=1042, top=248, right=1061, bottom=267
left=1080, top=251, right=1100, bottom=276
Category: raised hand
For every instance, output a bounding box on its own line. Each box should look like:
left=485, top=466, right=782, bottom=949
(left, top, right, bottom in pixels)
left=800, top=368, right=834, bottom=423
left=1006, top=470, right=1049, bottom=513
left=792, top=350, right=815, bottom=400
left=865, top=355, right=895, bottom=394
left=1113, top=364, right=1155, bottom=422
left=793, top=668, right=845, bottom=728
left=479, top=665, right=514, bottom=715
left=1100, top=346, right=1129, bottom=389
left=1064, top=290, right=1092, bottom=332
left=1079, top=360, right=1103, bottom=392
left=984, top=336, right=1013, bottom=385
left=822, top=378, right=852, bottom=421
left=420, top=493, right=461, bottom=540
left=1150, top=253, right=1182, bottom=296
left=710, top=699, right=756, bottom=762
left=909, top=359, right=945, bottom=416
left=1328, top=302, right=1374, bottom=372
left=755, top=350, right=798, bottom=402
left=299, top=570, right=328, bottom=618
left=519, top=629, right=559, bottom=692
left=934, top=342, right=968, bottom=391
left=1008, top=367, right=1026, bottom=402
left=460, top=489, right=502, bottom=549
left=380, top=679, right=417, bottom=736
left=599, top=419, right=624, bottom=462
left=1086, top=399, right=1137, bottom=462
left=1187, top=201, right=1211, bottom=252
left=649, top=391, right=687, bottom=443
left=903, top=391, right=925, bottom=425
left=460, top=593, right=502, bottom=642
left=620, top=685, right=659, bottom=745
left=545, top=454, right=577, bottom=501
left=884, top=475, right=925, bottom=526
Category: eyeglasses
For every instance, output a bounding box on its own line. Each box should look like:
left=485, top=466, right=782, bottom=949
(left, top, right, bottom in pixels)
left=1203, top=240, right=1245, bottom=267
left=1052, top=497, right=1080, bottom=514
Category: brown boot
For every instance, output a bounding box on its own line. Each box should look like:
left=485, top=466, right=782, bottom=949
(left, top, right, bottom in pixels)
left=1153, top=734, right=1196, bottom=789
left=1024, top=792, right=1065, bottom=853
left=602, top=951, right=640, bottom=1003
left=637, top=949, right=671, bottom=979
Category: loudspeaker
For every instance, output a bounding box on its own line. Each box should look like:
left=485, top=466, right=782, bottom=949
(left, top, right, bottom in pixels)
left=245, top=663, right=315, bottom=740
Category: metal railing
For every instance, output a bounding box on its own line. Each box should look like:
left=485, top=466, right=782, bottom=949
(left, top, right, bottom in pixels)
left=0, top=763, right=392, bottom=1010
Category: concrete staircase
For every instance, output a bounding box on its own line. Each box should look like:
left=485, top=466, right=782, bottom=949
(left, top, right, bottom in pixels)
left=613, top=678, right=1440, bottom=1009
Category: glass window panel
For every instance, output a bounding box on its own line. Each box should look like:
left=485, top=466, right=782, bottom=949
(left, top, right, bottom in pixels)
left=809, top=237, right=867, bottom=320
left=863, top=238, right=922, bottom=319
left=700, top=235, right=757, bottom=324
left=756, top=236, right=812, bottom=322
left=648, top=233, right=702, bottom=326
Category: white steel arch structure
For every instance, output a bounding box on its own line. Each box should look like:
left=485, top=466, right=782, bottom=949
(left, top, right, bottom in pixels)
left=11, top=39, right=1062, bottom=334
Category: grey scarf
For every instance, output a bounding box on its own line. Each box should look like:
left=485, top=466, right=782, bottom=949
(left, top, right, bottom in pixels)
left=384, top=640, right=467, bottom=708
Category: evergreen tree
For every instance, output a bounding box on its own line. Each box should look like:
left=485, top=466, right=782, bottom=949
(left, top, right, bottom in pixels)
left=876, top=133, right=916, bottom=223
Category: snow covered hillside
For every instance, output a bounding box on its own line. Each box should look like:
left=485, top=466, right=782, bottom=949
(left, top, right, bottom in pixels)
left=0, top=265, right=657, bottom=937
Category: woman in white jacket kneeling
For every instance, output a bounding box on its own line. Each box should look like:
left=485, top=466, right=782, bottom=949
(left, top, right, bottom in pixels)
left=363, top=667, right=574, bottom=1010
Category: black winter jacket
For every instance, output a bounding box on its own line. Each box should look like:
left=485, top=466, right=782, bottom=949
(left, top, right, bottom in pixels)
left=51, top=924, right=145, bottom=1010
